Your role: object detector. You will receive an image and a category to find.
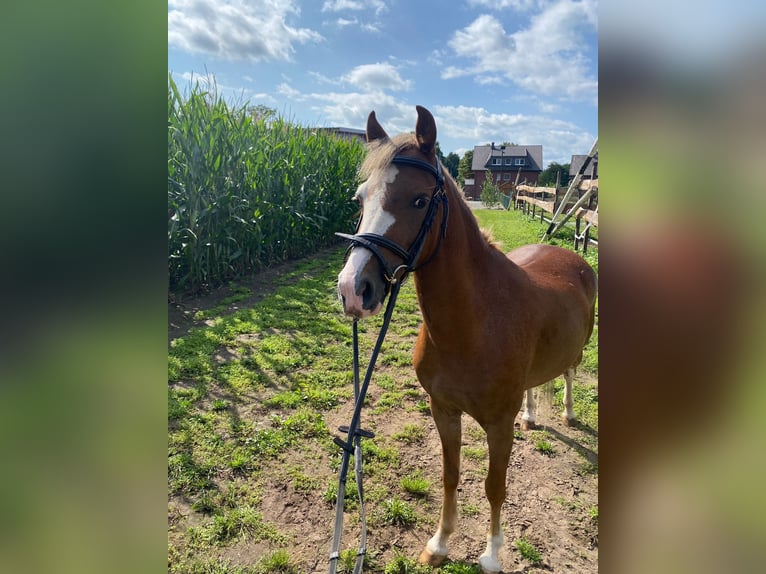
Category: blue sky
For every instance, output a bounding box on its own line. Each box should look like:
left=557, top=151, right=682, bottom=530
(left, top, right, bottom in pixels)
left=168, top=0, right=598, bottom=165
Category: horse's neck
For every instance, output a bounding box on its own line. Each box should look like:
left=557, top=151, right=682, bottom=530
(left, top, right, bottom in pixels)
left=413, top=186, right=522, bottom=343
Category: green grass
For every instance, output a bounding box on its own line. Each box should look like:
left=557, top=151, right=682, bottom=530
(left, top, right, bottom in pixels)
left=534, top=439, right=555, bottom=456
left=193, top=284, right=254, bottom=320
left=188, top=506, right=284, bottom=547
left=169, top=556, right=259, bottom=574
left=400, top=471, right=430, bottom=497
left=211, top=398, right=229, bottom=411
left=256, top=550, right=298, bottom=574
left=384, top=552, right=431, bottom=574
left=437, top=562, right=482, bottom=574
left=462, top=446, right=487, bottom=462
left=461, top=502, right=481, bottom=517
left=514, top=538, right=543, bottom=565
left=393, top=423, right=426, bottom=444
left=381, top=497, right=417, bottom=526
left=588, top=505, right=599, bottom=523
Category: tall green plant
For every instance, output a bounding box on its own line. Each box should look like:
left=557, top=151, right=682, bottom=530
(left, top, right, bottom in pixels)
left=168, top=74, right=364, bottom=292
left=480, top=170, right=501, bottom=209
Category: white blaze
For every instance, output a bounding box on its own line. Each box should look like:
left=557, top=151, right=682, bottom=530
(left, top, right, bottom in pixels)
left=337, top=166, right=399, bottom=317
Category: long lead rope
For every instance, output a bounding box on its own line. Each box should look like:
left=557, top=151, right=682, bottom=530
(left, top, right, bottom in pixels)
left=328, top=280, right=403, bottom=574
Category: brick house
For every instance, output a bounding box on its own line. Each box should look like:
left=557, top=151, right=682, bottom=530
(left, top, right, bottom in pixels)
left=464, top=144, right=544, bottom=199
left=569, top=152, right=598, bottom=180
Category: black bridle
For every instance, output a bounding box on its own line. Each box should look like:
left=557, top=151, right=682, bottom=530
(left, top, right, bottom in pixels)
left=335, top=155, right=449, bottom=286
left=327, top=155, right=449, bottom=574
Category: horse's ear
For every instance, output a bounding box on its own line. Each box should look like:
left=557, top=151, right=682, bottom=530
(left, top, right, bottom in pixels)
left=366, top=111, right=389, bottom=143
left=415, top=105, right=437, bottom=156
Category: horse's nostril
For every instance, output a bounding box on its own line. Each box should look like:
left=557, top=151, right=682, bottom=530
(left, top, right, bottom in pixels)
left=359, top=279, right=374, bottom=310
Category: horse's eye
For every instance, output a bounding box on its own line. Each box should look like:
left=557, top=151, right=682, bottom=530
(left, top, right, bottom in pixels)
left=414, top=196, right=428, bottom=209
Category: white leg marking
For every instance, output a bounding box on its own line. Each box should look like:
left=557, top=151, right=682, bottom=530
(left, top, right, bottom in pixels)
left=563, top=368, right=576, bottom=421
left=479, top=532, right=504, bottom=573
left=521, top=387, right=536, bottom=424
left=426, top=529, right=450, bottom=557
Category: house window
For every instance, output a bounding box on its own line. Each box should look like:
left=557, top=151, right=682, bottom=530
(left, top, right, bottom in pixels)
left=504, top=158, right=513, bottom=165
left=514, top=158, right=526, bottom=166
left=503, top=173, right=511, bottom=180
left=492, top=158, right=501, bottom=165
left=496, top=174, right=502, bottom=182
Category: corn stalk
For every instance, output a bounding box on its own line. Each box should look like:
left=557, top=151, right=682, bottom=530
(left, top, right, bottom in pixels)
left=168, top=74, right=364, bottom=292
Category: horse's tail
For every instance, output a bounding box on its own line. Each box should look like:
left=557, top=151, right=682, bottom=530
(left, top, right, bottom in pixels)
left=536, top=379, right=558, bottom=419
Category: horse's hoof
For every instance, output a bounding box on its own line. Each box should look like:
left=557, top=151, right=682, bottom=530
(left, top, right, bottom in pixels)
left=521, top=419, right=536, bottom=431
left=561, top=416, right=577, bottom=427
left=479, top=554, right=502, bottom=573
left=419, top=549, right=447, bottom=567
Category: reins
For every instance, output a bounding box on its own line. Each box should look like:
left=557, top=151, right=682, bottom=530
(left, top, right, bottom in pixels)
left=327, top=286, right=402, bottom=574
left=328, top=154, right=448, bottom=574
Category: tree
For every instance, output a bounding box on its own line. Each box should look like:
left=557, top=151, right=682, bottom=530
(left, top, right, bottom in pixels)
left=248, top=104, right=276, bottom=122
left=538, top=162, right=570, bottom=187
left=458, top=150, right=474, bottom=185
left=480, top=170, right=501, bottom=209
left=435, top=141, right=445, bottom=163
left=443, top=152, right=460, bottom=179
left=434, top=142, right=460, bottom=179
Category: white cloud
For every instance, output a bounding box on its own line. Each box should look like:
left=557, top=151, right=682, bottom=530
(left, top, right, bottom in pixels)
left=330, top=16, right=380, bottom=33
left=476, top=75, right=506, bottom=86
left=322, top=0, right=364, bottom=11
left=444, top=1, right=597, bottom=104
left=468, top=0, right=543, bottom=11
left=277, top=83, right=302, bottom=99
left=277, top=86, right=411, bottom=131
left=434, top=104, right=595, bottom=164
left=308, top=71, right=339, bottom=85
left=537, top=101, right=562, bottom=114
left=321, top=0, right=387, bottom=16
left=273, top=80, right=592, bottom=164
left=168, top=0, right=323, bottom=63
left=342, top=63, right=412, bottom=92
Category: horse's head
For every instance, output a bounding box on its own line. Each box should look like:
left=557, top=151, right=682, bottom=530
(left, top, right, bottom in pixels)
left=337, top=105, right=448, bottom=318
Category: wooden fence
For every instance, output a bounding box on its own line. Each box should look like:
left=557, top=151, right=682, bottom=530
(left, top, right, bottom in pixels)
left=513, top=179, right=599, bottom=252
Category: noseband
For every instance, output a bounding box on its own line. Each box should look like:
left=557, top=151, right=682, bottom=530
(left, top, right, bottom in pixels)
left=335, top=155, right=449, bottom=285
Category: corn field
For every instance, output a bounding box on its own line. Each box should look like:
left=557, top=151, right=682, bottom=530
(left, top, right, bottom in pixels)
left=168, top=74, right=364, bottom=292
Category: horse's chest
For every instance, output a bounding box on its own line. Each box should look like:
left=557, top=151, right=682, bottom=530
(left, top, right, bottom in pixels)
left=414, top=347, right=519, bottom=413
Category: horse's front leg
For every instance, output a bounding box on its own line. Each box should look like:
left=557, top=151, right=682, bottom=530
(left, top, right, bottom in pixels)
left=419, top=399, right=461, bottom=567
left=479, top=414, right=517, bottom=573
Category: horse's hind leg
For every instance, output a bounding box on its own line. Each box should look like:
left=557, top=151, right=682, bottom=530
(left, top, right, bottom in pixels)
left=520, top=387, right=536, bottom=430
left=419, top=401, right=461, bottom=567
left=562, top=367, right=577, bottom=426
left=479, top=415, right=516, bottom=573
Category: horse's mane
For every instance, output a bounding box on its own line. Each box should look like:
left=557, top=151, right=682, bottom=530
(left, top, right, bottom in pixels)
left=359, top=133, right=418, bottom=181
left=480, top=228, right=504, bottom=251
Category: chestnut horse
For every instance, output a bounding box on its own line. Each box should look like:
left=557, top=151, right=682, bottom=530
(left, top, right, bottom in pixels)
left=337, top=106, right=597, bottom=572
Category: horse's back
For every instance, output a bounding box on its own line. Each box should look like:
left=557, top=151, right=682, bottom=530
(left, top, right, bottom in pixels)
left=507, top=243, right=597, bottom=303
